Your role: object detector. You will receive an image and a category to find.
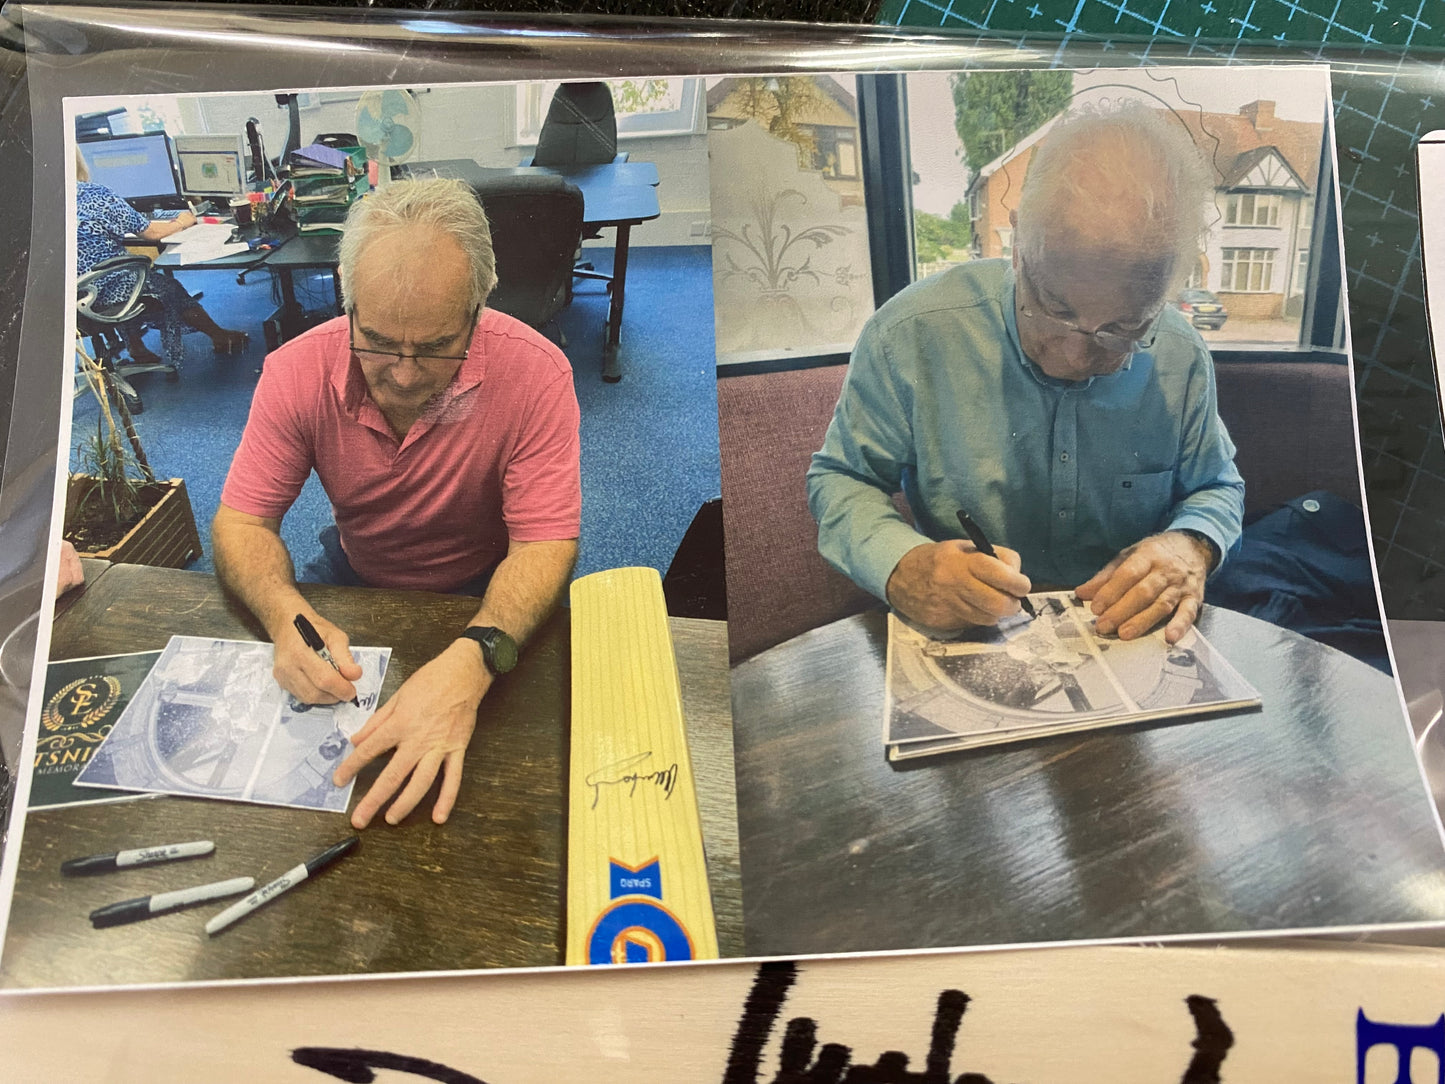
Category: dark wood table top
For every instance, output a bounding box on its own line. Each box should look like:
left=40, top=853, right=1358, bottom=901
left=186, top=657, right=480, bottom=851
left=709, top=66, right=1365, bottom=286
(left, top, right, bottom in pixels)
left=259, top=233, right=341, bottom=270
left=3, top=564, right=739, bottom=988
left=733, top=607, right=1445, bottom=957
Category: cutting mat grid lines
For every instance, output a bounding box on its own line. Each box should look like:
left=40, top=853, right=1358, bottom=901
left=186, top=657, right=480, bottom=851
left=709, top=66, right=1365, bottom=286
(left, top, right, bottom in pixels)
left=884, top=0, right=1445, bottom=618
left=886, top=0, right=1438, bottom=47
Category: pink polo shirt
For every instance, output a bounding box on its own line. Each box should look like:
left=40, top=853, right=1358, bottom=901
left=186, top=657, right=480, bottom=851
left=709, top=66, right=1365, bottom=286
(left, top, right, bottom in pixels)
left=221, top=309, right=580, bottom=592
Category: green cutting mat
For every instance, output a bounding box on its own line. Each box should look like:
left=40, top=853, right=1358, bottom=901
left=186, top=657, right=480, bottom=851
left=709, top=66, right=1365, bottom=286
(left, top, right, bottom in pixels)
left=883, top=0, right=1439, bottom=48
left=881, top=0, right=1445, bottom=622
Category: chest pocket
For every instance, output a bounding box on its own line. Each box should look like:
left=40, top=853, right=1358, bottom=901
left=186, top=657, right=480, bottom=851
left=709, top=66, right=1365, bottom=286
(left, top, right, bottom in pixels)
left=1108, top=470, right=1175, bottom=551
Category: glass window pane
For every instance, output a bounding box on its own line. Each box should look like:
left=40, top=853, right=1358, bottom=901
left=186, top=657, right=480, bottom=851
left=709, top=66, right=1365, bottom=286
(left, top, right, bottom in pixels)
left=708, top=75, right=875, bottom=365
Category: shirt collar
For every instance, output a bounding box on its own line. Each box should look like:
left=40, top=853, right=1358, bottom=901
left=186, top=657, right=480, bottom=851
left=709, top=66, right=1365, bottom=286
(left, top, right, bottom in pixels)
left=1002, top=263, right=1137, bottom=391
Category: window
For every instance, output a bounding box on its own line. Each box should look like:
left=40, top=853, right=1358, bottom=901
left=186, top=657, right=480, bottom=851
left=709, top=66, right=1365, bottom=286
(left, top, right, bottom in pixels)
left=516, top=78, right=701, bottom=144
left=1224, top=192, right=1281, bottom=227
left=708, top=74, right=876, bottom=367
left=883, top=72, right=1338, bottom=354
left=815, top=130, right=859, bottom=180
left=1186, top=256, right=1206, bottom=289
left=1221, top=248, right=1276, bottom=292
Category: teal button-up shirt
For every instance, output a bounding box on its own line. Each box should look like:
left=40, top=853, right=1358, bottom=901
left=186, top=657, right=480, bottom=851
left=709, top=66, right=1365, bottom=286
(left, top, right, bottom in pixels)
left=806, top=259, right=1245, bottom=601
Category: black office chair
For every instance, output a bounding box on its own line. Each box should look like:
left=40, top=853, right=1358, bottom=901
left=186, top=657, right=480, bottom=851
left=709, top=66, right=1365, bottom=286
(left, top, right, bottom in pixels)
left=474, top=173, right=585, bottom=339
left=530, top=82, right=628, bottom=170
left=528, top=82, right=629, bottom=295
left=76, top=255, right=184, bottom=414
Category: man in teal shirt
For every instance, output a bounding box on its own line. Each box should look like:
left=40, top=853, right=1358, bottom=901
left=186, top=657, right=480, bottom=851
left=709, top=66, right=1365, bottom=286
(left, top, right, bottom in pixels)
left=807, top=103, right=1244, bottom=645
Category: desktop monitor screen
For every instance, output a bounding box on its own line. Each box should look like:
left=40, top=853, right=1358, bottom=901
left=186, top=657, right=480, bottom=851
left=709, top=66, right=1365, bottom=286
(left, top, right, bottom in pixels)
left=174, top=134, right=247, bottom=198
left=78, top=132, right=181, bottom=208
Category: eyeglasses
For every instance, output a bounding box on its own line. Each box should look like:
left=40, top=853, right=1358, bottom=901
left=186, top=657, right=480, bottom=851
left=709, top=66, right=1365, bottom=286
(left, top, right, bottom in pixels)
left=1016, top=260, right=1162, bottom=355
left=348, top=306, right=479, bottom=367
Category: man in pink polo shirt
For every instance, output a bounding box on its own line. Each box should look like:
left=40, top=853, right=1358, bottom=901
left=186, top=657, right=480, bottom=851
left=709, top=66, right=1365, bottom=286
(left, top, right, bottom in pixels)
left=213, top=178, right=580, bottom=830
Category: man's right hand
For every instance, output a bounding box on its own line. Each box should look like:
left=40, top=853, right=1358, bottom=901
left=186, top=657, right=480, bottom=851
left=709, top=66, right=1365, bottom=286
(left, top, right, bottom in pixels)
left=271, top=611, right=362, bottom=705
left=885, top=540, right=1032, bottom=634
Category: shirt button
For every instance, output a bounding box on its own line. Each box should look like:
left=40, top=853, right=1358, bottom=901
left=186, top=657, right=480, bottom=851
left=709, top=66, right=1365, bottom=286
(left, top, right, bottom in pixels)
left=1060, top=452, right=1070, bottom=462
left=1058, top=511, right=1067, bottom=518
left=1302, top=498, right=1321, bottom=513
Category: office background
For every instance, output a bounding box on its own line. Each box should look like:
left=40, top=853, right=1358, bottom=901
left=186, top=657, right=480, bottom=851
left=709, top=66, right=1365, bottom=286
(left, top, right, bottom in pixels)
left=69, top=79, right=721, bottom=584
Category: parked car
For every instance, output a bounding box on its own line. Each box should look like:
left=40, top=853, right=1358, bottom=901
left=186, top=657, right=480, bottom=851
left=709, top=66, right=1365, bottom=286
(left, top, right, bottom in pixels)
left=1177, top=288, right=1228, bottom=330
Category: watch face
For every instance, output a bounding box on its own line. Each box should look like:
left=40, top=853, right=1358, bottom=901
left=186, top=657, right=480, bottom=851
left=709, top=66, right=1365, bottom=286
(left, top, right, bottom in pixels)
left=488, top=631, right=518, bottom=674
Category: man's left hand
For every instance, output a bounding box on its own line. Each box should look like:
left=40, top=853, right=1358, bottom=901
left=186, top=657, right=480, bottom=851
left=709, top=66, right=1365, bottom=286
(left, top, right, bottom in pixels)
left=1075, top=530, right=1214, bottom=643
left=332, top=641, right=492, bottom=829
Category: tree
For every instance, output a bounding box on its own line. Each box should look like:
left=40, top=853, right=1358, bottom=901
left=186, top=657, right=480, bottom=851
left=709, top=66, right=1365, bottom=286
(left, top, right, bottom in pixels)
left=950, top=70, right=1073, bottom=174
left=913, top=201, right=972, bottom=263
left=726, top=76, right=829, bottom=169
left=610, top=79, right=673, bottom=115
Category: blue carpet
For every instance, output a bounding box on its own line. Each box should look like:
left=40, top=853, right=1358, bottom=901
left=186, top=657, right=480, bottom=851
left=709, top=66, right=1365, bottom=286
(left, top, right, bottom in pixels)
left=70, top=245, right=721, bottom=586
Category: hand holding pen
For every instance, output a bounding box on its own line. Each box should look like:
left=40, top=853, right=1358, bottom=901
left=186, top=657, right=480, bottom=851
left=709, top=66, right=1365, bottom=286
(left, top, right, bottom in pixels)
left=884, top=512, right=1034, bottom=633
left=955, top=511, right=1037, bottom=619
left=275, top=611, right=363, bottom=708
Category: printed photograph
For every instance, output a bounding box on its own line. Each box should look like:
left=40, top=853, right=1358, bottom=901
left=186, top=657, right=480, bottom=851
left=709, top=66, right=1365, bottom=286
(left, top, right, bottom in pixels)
left=883, top=593, right=1259, bottom=758
left=717, top=66, right=1445, bottom=958
left=75, top=636, right=390, bottom=812
left=0, top=75, right=739, bottom=990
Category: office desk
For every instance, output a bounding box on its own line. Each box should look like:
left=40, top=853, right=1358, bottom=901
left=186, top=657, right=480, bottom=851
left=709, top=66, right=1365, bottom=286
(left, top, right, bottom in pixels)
left=258, top=234, right=342, bottom=342
left=2, top=564, right=740, bottom=988
left=151, top=225, right=337, bottom=349
left=733, top=607, right=1445, bottom=957
left=406, top=159, right=662, bottom=382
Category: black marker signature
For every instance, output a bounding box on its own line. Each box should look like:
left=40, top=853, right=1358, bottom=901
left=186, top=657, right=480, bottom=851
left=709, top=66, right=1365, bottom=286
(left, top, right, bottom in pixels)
left=584, top=751, right=679, bottom=809
left=295, top=960, right=1234, bottom=1084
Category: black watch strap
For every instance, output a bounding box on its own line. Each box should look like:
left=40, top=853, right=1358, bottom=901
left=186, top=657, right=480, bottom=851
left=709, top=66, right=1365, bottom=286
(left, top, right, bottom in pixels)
left=458, top=625, right=518, bottom=677
left=1176, top=528, right=1219, bottom=570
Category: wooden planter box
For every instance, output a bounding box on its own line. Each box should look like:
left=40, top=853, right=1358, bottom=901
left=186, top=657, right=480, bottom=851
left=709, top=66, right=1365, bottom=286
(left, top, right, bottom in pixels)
left=65, top=476, right=202, bottom=568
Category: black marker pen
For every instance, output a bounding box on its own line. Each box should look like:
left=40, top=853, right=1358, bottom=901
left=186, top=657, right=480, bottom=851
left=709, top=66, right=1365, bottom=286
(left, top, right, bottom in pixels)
left=90, top=877, right=255, bottom=928
left=205, top=837, right=359, bottom=936
left=293, top=613, right=360, bottom=708
left=62, top=839, right=215, bottom=876
left=955, top=509, right=1038, bottom=619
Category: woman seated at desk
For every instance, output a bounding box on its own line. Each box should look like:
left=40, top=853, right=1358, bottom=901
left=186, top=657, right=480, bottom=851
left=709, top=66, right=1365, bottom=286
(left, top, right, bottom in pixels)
left=76, top=150, right=248, bottom=370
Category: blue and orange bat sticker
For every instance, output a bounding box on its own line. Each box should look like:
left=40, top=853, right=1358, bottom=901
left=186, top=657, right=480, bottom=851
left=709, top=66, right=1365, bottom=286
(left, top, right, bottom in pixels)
left=586, top=858, right=696, bottom=964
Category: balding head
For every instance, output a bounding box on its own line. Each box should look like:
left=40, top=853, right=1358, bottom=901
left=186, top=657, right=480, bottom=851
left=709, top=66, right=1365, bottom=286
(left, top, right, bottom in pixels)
left=1015, top=101, right=1212, bottom=301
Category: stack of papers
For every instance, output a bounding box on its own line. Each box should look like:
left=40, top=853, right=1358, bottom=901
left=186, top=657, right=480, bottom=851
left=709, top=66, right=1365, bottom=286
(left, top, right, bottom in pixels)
left=883, top=593, right=1260, bottom=760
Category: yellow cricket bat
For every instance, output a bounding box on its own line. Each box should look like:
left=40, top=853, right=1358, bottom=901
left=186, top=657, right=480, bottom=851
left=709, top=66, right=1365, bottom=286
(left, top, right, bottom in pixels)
left=566, top=567, right=718, bottom=965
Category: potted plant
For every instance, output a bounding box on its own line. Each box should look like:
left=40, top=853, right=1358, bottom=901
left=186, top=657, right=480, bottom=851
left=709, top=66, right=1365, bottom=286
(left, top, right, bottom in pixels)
left=64, top=341, right=202, bottom=568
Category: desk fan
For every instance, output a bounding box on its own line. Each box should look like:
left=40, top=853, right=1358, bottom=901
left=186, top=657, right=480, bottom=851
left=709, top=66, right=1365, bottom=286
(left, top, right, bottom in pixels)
left=356, top=89, right=420, bottom=186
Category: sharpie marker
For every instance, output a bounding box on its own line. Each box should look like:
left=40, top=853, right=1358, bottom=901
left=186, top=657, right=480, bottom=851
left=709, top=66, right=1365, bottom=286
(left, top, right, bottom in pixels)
left=90, top=877, right=255, bottom=929
left=955, top=509, right=1038, bottom=619
left=293, top=613, right=361, bottom=708
left=61, top=840, right=214, bottom=876
left=205, top=837, right=359, bottom=936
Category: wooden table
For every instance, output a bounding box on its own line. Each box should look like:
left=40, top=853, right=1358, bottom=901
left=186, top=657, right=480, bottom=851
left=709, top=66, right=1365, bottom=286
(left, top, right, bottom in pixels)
left=733, top=607, right=1445, bottom=957
left=2, top=564, right=740, bottom=988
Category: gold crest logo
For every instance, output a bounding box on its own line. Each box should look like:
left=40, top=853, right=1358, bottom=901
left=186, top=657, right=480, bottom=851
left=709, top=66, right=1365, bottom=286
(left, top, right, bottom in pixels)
left=41, top=676, right=122, bottom=748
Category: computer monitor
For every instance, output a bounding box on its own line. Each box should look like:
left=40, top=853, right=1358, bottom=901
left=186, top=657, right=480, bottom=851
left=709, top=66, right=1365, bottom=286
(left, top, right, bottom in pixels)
left=77, top=132, right=182, bottom=211
left=75, top=108, right=128, bottom=139
left=173, top=134, right=247, bottom=199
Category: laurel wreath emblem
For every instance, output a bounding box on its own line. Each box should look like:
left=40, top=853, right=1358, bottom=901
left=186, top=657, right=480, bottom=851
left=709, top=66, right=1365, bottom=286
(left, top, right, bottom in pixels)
left=41, top=676, right=122, bottom=738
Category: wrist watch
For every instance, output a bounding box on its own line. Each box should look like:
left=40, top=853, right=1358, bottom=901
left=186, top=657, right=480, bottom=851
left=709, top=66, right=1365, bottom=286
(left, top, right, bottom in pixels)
left=457, top=625, right=518, bottom=677
left=1176, top=529, right=1219, bottom=570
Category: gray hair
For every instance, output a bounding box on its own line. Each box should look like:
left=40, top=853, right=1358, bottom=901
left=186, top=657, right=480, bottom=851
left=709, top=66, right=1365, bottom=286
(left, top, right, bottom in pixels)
left=1016, top=101, right=1213, bottom=294
left=338, top=177, right=497, bottom=309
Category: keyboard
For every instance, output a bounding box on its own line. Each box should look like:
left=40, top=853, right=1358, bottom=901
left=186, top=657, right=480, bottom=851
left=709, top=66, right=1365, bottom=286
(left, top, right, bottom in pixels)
left=151, top=208, right=186, bottom=220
